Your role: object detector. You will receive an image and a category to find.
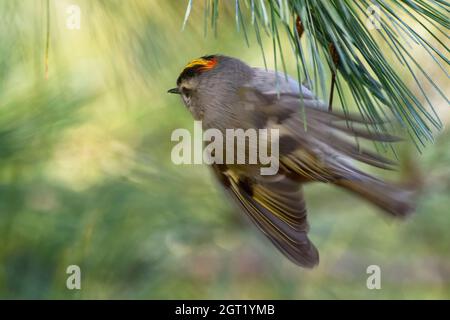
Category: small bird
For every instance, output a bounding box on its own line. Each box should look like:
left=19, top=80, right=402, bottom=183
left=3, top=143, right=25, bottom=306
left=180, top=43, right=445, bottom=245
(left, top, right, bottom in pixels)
left=168, top=55, right=417, bottom=268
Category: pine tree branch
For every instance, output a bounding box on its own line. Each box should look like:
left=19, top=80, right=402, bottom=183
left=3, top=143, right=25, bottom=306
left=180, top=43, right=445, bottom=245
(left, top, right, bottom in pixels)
left=182, top=0, right=449, bottom=149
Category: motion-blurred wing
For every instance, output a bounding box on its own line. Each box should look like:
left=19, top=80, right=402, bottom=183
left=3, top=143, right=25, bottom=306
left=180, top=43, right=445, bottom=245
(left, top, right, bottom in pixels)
left=235, top=84, right=414, bottom=217
left=251, top=68, right=317, bottom=102
left=237, top=86, right=398, bottom=182
left=211, top=164, right=319, bottom=268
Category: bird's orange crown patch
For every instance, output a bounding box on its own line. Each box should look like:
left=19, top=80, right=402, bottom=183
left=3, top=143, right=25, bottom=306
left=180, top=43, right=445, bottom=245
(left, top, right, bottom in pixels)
left=177, top=55, right=218, bottom=85
left=184, top=56, right=217, bottom=71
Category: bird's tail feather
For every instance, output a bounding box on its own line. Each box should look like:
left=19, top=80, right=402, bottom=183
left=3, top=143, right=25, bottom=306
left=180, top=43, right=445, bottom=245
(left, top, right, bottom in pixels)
left=335, top=172, right=417, bottom=218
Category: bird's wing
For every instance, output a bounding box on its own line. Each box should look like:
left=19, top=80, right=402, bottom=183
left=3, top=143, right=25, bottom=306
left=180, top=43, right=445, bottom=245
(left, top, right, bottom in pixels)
left=237, top=86, right=398, bottom=182
left=250, top=68, right=326, bottom=109
left=211, top=163, right=319, bottom=268
left=235, top=85, right=416, bottom=218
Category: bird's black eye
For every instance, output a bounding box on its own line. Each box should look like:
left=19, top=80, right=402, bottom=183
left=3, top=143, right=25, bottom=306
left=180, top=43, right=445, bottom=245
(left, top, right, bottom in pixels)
left=181, top=87, right=191, bottom=97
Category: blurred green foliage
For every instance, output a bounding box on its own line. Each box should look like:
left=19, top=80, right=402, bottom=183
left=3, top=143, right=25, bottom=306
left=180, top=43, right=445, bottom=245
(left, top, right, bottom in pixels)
left=0, top=1, right=449, bottom=299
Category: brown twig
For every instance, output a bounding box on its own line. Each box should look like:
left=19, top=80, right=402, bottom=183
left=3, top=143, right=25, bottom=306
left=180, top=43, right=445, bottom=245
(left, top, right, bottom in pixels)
left=297, top=15, right=339, bottom=112
left=328, top=43, right=339, bottom=111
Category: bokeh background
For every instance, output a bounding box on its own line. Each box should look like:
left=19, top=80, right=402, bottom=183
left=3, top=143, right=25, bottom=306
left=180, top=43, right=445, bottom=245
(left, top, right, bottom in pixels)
left=0, top=1, right=449, bottom=299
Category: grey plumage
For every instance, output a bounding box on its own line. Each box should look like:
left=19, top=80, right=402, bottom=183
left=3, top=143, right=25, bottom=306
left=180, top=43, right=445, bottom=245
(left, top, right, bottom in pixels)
left=169, top=55, right=418, bottom=268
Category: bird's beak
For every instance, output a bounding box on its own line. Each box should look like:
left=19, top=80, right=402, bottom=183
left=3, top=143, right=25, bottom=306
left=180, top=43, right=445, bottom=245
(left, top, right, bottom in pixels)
left=167, top=87, right=180, bottom=94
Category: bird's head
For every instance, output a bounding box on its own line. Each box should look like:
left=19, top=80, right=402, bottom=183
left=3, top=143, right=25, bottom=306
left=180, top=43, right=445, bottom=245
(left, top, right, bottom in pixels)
left=168, top=55, right=219, bottom=109
left=168, top=55, right=252, bottom=118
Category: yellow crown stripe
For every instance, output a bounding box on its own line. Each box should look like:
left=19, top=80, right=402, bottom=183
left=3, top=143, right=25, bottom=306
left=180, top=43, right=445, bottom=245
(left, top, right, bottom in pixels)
left=184, top=58, right=209, bottom=69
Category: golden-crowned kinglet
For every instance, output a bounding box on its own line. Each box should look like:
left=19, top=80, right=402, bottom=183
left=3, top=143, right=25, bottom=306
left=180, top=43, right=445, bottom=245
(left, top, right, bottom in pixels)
left=168, top=55, right=417, bottom=268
